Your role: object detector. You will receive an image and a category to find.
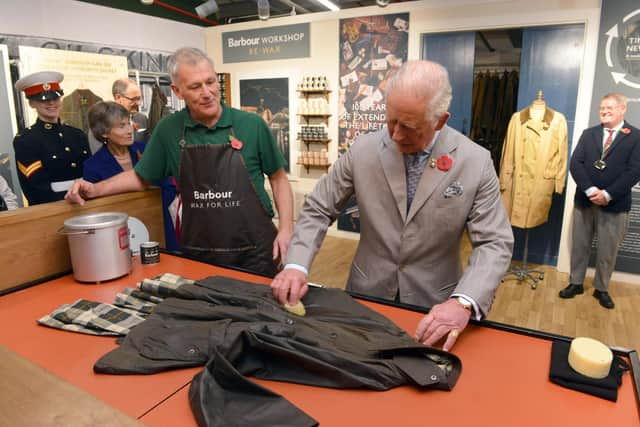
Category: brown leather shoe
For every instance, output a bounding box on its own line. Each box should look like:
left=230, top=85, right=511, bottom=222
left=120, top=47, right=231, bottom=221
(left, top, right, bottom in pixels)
left=559, top=284, right=584, bottom=299
left=593, top=290, right=615, bottom=309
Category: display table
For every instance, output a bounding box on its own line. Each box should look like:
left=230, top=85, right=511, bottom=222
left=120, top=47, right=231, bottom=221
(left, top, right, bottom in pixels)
left=1, top=254, right=638, bottom=426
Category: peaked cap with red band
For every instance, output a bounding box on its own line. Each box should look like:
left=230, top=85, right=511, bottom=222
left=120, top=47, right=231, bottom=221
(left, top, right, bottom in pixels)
left=15, top=71, right=64, bottom=101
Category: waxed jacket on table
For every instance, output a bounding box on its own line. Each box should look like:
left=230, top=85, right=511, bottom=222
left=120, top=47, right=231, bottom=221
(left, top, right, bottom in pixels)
left=94, top=276, right=462, bottom=427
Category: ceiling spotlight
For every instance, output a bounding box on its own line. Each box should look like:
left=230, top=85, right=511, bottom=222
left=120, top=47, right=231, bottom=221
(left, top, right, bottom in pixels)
left=376, top=0, right=391, bottom=6
left=195, top=0, right=219, bottom=18
left=257, top=0, right=270, bottom=21
left=140, top=0, right=154, bottom=5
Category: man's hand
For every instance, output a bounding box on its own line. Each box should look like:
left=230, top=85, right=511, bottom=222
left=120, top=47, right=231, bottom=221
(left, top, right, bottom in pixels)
left=588, top=189, right=609, bottom=206
left=271, top=268, right=308, bottom=305
left=415, top=298, right=472, bottom=352
left=64, top=179, right=97, bottom=206
left=272, top=227, right=292, bottom=268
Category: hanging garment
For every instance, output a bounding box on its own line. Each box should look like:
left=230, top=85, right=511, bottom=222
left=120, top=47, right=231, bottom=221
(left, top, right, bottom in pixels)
left=499, top=105, right=568, bottom=228
left=147, top=83, right=169, bottom=133
left=94, top=275, right=462, bottom=427
left=178, top=138, right=279, bottom=277
left=60, top=89, right=103, bottom=134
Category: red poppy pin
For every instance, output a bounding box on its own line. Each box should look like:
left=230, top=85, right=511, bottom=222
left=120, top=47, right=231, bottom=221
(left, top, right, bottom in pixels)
left=436, top=154, right=453, bottom=171
left=621, top=127, right=631, bottom=135
left=229, top=135, right=243, bottom=150
left=132, top=122, right=139, bottom=130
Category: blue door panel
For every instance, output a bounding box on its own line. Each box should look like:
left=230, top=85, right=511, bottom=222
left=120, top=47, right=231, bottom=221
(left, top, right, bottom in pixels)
left=513, top=24, right=584, bottom=266
left=422, top=32, right=475, bottom=135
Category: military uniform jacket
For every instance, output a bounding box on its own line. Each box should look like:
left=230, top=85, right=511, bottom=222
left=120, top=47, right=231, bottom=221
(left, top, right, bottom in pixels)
left=570, top=122, right=640, bottom=213
left=13, top=119, right=91, bottom=205
left=95, top=276, right=461, bottom=427
left=499, top=106, right=568, bottom=228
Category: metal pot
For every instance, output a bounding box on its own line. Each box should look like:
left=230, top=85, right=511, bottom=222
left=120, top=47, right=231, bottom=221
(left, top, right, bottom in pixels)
left=60, top=212, right=132, bottom=282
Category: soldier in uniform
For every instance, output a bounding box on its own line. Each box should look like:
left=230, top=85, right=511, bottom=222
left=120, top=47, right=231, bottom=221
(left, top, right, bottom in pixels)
left=13, top=71, right=91, bottom=206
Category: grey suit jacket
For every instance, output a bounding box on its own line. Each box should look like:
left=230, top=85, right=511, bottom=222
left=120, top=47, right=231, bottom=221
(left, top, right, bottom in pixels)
left=287, top=125, right=514, bottom=316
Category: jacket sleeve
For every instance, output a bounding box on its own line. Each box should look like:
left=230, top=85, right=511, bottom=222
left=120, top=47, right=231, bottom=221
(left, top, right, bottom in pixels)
left=0, top=176, right=19, bottom=210
left=569, top=130, right=592, bottom=193
left=13, top=135, right=59, bottom=204
left=606, top=132, right=640, bottom=201
left=456, top=152, right=514, bottom=316
left=285, top=146, right=356, bottom=270
left=555, top=115, right=569, bottom=194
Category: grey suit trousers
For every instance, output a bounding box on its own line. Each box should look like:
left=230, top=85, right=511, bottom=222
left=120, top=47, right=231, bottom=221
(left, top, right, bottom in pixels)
left=569, top=204, right=629, bottom=291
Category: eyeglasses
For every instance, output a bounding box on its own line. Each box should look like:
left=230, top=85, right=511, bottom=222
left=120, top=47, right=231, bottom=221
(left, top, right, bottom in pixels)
left=119, top=94, right=142, bottom=103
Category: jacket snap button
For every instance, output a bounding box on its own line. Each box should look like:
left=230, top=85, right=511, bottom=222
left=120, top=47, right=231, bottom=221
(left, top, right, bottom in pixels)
left=188, top=348, right=196, bottom=354
left=286, top=319, right=294, bottom=325
left=430, top=375, right=438, bottom=381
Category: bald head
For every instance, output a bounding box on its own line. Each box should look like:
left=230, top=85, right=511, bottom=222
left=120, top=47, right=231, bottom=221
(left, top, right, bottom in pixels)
left=385, top=60, right=452, bottom=123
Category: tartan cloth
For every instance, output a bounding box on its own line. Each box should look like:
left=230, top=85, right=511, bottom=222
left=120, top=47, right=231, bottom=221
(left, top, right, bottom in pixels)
left=38, top=273, right=195, bottom=336
left=114, top=287, right=163, bottom=315
left=38, top=299, right=146, bottom=336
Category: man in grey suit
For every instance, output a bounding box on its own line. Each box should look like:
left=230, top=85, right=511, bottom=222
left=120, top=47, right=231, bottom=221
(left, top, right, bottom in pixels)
left=271, top=60, right=513, bottom=351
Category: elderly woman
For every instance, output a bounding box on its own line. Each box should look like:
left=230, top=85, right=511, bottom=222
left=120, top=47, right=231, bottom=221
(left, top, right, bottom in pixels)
left=82, top=101, right=146, bottom=183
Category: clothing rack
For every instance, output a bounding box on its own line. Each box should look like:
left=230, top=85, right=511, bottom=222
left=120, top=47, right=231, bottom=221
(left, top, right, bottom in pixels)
left=128, top=69, right=171, bottom=86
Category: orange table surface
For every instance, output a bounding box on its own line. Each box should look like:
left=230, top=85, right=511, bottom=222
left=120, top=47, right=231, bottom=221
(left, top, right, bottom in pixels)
left=2, top=254, right=638, bottom=426
left=0, top=254, right=269, bottom=420
left=141, top=299, right=639, bottom=427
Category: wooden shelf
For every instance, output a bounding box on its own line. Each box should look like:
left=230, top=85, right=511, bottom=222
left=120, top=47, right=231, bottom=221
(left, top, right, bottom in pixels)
left=297, top=89, right=331, bottom=94
left=299, top=138, right=330, bottom=150
left=297, top=162, right=331, bottom=173
left=298, top=138, right=331, bottom=142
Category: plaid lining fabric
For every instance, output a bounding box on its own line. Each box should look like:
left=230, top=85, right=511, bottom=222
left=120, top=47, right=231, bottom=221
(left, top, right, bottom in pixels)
left=37, top=273, right=195, bottom=336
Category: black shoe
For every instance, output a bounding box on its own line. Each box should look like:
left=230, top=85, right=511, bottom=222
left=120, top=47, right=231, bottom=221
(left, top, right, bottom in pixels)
left=559, top=284, right=584, bottom=299
left=593, top=290, right=615, bottom=309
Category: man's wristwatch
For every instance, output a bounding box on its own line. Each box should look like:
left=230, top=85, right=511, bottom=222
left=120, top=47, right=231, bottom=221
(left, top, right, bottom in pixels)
left=454, top=297, right=473, bottom=313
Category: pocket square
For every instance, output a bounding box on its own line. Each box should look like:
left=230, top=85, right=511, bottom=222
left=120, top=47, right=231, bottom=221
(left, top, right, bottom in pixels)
left=443, top=181, right=463, bottom=198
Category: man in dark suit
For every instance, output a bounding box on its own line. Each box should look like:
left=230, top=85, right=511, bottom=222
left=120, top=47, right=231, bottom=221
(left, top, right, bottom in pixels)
left=271, top=60, right=514, bottom=351
left=559, top=93, right=640, bottom=309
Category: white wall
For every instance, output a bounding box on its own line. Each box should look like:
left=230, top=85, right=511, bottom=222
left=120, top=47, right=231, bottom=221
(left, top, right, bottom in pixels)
left=204, top=0, right=635, bottom=279
left=0, top=0, right=205, bottom=53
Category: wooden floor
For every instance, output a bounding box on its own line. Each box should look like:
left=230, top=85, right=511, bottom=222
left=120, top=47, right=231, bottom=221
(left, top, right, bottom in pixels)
left=308, top=235, right=640, bottom=351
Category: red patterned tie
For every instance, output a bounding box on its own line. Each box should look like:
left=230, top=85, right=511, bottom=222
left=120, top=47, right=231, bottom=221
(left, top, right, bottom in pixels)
left=604, top=128, right=614, bottom=152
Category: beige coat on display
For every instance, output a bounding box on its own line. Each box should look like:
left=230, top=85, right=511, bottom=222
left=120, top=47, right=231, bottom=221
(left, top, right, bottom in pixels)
left=499, top=106, right=568, bottom=229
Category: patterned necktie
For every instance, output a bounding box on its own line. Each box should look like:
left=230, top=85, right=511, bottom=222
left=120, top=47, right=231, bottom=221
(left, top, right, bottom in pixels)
left=603, top=128, right=614, bottom=152
left=405, top=153, right=426, bottom=211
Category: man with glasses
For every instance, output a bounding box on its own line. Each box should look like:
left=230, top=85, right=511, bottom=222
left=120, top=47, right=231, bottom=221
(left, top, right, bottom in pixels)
left=271, top=60, right=513, bottom=352
left=113, top=78, right=149, bottom=143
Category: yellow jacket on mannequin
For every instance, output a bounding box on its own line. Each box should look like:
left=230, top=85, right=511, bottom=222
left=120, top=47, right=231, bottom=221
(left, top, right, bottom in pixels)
left=499, top=105, right=568, bottom=228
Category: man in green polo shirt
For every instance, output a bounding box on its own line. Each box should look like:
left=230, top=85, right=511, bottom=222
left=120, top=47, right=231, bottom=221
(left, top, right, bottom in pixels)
left=66, top=47, right=294, bottom=276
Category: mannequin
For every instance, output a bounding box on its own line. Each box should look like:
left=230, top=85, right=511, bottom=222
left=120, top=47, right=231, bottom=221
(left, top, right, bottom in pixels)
left=499, top=90, right=569, bottom=288
left=499, top=90, right=568, bottom=229
left=529, top=90, right=546, bottom=121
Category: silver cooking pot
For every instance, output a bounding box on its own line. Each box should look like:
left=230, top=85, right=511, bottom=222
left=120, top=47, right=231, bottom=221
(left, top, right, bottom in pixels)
left=60, top=212, right=132, bottom=282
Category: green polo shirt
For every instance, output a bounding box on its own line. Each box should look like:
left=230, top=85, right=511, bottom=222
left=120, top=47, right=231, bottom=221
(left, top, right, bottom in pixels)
left=135, top=104, right=286, bottom=217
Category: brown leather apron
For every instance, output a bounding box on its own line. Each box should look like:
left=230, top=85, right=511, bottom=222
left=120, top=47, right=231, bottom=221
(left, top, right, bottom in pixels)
left=178, top=130, right=279, bottom=277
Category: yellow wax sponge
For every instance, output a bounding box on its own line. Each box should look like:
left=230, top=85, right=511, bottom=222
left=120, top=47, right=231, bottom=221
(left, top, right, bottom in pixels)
left=568, top=337, right=613, bottom=379
left=283, top=301, right=306, bottom=316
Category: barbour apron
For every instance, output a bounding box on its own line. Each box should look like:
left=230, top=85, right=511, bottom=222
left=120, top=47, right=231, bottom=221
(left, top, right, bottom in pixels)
left=177, top=130, right=279, bottom=277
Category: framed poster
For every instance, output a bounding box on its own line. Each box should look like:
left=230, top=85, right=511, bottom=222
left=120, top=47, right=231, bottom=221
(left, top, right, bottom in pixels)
left=337, top=12, right=409, bottom=233
left=239, top=77, right=290, bottom=172
left=18, top=46, right=128, bottom=134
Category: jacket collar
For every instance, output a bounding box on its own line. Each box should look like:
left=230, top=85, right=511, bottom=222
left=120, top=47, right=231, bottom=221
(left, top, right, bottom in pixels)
left=519, top=105, right=554, bottom=127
